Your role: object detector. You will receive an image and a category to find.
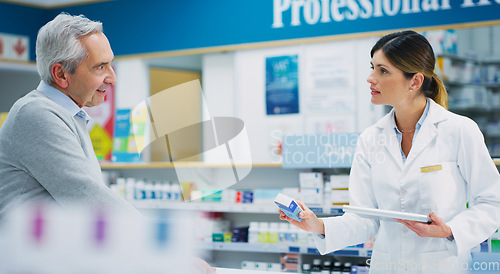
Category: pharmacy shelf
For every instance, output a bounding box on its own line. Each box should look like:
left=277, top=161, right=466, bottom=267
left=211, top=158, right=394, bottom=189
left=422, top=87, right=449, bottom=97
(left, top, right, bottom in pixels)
left=132, top=201, right=345, bottom=216
left=0, top=60, right=37, bottom=72
left=197, top=242, right=372, bottom=257
left=438, top=53, right=479, bottom=63
left=448, top=106, right=493, bottom=113
left=445, top=80, right=500, bottom=88
left=100, top=161, right=282, bottom=169
left=101, top=159, right=500, bottom=169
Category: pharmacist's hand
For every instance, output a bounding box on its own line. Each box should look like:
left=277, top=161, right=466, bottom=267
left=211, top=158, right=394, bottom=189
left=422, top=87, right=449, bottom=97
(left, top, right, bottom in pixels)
left=395, top=212, right=452, bottom=238
left=192, top=257, right=217, bottom=274
left=279, top=200, right=325, bottom=235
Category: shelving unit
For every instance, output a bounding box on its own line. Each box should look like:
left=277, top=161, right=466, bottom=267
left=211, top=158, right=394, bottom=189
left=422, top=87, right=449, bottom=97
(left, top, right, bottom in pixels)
left=197, top=242, right=372, bottom=257
left=101, top=161, right=358, bottom=269
left=437, top=54, right=500, bottom=157
left=102, top=159, right=500, bottom=269
left=132, top=200, right=345, bottom=216
left=99, top=161, right=281, bottom=169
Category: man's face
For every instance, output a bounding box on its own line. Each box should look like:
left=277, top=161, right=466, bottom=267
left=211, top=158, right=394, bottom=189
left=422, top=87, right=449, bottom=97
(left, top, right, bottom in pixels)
left=65, top=32, right=116, bottom=108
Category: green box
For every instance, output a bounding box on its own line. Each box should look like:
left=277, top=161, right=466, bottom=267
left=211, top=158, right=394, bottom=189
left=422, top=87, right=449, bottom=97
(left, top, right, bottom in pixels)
left=212, top=233, right=224, bottom=242
left=491, top=240, right=500, bottom=253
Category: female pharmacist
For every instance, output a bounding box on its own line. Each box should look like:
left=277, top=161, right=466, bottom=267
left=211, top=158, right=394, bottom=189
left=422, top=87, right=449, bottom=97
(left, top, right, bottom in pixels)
left=279, top=30, right=500, bottom=274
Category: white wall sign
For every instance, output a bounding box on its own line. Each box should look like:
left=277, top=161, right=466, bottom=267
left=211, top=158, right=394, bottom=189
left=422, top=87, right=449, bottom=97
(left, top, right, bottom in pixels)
left=0, top=33, right=29, bottom=62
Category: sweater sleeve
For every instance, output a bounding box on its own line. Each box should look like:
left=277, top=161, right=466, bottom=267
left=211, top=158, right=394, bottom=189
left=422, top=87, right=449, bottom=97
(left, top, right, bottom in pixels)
left=11, top=101, right=140, bottom=216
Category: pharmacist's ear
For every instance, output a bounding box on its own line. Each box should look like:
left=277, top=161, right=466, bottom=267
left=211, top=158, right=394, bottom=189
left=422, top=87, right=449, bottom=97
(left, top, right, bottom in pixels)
left=51, top=63, right=69, bottom=89
left=410, top=72, right=424, bottom=92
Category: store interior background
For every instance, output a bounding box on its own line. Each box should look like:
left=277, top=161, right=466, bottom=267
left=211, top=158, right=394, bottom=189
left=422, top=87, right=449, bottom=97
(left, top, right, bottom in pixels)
left=1, top=0, right=500, bottom=271
left=2, top=25, right=500, bottom=162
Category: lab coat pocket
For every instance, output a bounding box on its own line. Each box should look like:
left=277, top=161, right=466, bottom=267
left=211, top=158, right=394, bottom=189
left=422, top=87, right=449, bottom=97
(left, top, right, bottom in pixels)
left=418, top=162, right=462, bottom=217
left=368, top=250, right=392, bottom=273
left=420, top=250, right=462, bottom=273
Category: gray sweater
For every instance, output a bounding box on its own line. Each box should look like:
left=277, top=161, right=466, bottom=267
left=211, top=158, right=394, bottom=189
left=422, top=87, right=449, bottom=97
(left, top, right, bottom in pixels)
left=0, top=89, right=139, bottom=221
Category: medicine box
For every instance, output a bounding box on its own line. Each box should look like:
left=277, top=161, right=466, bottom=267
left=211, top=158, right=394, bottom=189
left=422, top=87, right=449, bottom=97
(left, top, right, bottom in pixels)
left=299, top=172, right=324, bottom=188
left=275, top=193, right=303, bottom=222
left=300, top=188, right=323, bottom=206
left=331, top=189, right=350, bottom=205
left=330, top=175, right=349, bottom=189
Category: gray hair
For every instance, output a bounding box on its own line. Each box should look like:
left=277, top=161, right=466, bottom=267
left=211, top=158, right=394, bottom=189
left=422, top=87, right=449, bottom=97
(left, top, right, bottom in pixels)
left=36, top=12, right=103, bottom=84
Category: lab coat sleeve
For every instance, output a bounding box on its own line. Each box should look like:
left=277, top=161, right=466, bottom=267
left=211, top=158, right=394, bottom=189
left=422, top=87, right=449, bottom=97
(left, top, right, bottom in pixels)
left=447, top=118, right=500, bottom=257
left=314, top=130, right=380, bottom=254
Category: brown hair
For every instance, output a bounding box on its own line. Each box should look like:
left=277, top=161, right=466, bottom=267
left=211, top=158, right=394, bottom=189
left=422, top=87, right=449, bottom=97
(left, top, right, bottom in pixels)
left=371, top=30, right=448, bottom=109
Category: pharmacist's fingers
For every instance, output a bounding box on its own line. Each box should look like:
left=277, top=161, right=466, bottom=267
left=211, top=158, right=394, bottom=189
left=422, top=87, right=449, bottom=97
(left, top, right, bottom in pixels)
left=191, top=257, right=217, bottom=274
left=294, top=200, right=317, bottom=220
left=279, top=210, right=303, bottom=226
left=295, top=200, right=311, bottom=212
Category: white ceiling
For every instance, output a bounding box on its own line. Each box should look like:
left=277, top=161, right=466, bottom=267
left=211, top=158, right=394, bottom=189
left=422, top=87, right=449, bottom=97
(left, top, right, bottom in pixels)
left=4, top=0, right=107, bottom=8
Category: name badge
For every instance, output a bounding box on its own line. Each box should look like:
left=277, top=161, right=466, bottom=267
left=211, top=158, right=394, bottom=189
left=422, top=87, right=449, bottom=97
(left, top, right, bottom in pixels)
left=420, top=164, right=442, bottom=173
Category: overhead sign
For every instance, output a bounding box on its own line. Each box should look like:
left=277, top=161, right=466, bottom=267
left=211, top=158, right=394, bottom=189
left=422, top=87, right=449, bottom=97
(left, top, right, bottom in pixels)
left=1, top=1, right=499, bottom=59
left=272, top=0, right=500, bottom=28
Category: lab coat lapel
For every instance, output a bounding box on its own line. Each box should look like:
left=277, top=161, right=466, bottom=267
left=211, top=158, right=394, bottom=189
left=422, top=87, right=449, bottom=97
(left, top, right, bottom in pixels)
left=406, top=99, right=447, bottom=165
left=375, top=110, right=404, bottom=170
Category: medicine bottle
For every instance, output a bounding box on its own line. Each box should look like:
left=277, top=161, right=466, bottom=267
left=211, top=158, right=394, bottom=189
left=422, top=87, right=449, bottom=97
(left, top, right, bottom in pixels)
left=331, top=261, right=342, bottom=274
left=258, top=222, right=269, bottom=243
left=278, top=222, right=289, bottom=243
left=248, top=222, right=259, bottom=244
left=341, top=262, right=351, bottom=274
left=135, top=179, right=145, bottom=200
left=302, top=263, right=311, bottom=273
left=268, top=223, right=279, bottom=244
left=321, top=260, right=332, bottom=274
left=311, top=258, right=322, bottom=273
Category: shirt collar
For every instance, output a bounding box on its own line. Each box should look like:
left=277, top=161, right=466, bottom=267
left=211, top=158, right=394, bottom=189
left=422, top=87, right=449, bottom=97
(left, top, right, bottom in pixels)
left=37, top=80, right=91, bottom=124
left=392, top=97, right=430, bottom=133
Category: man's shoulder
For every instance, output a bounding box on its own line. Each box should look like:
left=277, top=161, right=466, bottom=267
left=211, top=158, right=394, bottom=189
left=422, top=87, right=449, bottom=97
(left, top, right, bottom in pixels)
left=12, top=90, right=70, bottom=120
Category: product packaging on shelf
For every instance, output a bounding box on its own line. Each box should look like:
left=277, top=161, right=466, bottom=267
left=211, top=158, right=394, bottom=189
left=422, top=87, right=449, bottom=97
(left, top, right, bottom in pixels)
left=0, top=202, right=197, bottom=274
left=299, top=172, right=324, bottom=206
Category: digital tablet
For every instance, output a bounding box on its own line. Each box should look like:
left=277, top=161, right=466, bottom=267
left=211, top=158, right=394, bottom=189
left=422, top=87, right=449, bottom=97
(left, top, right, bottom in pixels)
left=343, top=205, right=432, bottom=223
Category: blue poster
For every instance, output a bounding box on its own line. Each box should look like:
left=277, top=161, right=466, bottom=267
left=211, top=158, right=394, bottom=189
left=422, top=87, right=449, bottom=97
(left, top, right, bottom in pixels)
left=266, top=55, right=299, bottom=115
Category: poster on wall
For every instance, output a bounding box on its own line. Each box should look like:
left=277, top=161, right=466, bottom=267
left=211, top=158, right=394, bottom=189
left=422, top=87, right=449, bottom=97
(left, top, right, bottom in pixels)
left=84, top=81, right=115, bottom=161
left=304, top=43, right=355, bottom=114
left=265, top=55, right=299, bottom=115
left=110, top=107, right=147, bottom=163
left=305, top=115, right=356, bottom=134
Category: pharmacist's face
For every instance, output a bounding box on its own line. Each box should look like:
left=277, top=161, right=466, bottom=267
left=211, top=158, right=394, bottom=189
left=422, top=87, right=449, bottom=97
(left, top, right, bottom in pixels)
left=65, top=32, right=117, bottom=108
left=367, top=50, right=412, bottom=107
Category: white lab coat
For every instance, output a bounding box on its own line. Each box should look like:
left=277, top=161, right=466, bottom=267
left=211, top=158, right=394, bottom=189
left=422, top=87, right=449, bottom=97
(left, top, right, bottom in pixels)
left=313, top=99, right=500, bottom=273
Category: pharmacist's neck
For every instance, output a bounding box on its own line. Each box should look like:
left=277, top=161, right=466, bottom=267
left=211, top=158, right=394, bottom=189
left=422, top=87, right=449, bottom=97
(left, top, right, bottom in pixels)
left=393, top=97, right=427, bottom=132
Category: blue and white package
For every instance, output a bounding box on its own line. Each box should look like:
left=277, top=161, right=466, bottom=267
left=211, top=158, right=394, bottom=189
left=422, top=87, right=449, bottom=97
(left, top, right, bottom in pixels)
left=274, top=193, right=303, bottom=222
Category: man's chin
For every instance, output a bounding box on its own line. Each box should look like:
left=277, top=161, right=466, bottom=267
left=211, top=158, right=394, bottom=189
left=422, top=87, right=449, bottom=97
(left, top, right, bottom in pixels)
left=85, top=100, right=104, bottom=108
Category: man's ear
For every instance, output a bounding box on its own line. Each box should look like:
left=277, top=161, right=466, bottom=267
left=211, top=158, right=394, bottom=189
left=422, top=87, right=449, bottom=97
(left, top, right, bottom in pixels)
left=410, top=73, right=424, bottom=91
left=51, top=63, right=69, bottom=89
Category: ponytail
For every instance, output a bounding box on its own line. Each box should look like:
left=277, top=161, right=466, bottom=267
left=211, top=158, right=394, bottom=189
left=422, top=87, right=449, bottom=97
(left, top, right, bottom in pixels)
left=429, top=73, right=448, bottom=109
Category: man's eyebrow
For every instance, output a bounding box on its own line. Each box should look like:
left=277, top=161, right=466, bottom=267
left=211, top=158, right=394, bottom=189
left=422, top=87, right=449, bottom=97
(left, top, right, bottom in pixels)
left=93, top=58, right=114, bottom=68
left=93, top=62, right=109, bottom=68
